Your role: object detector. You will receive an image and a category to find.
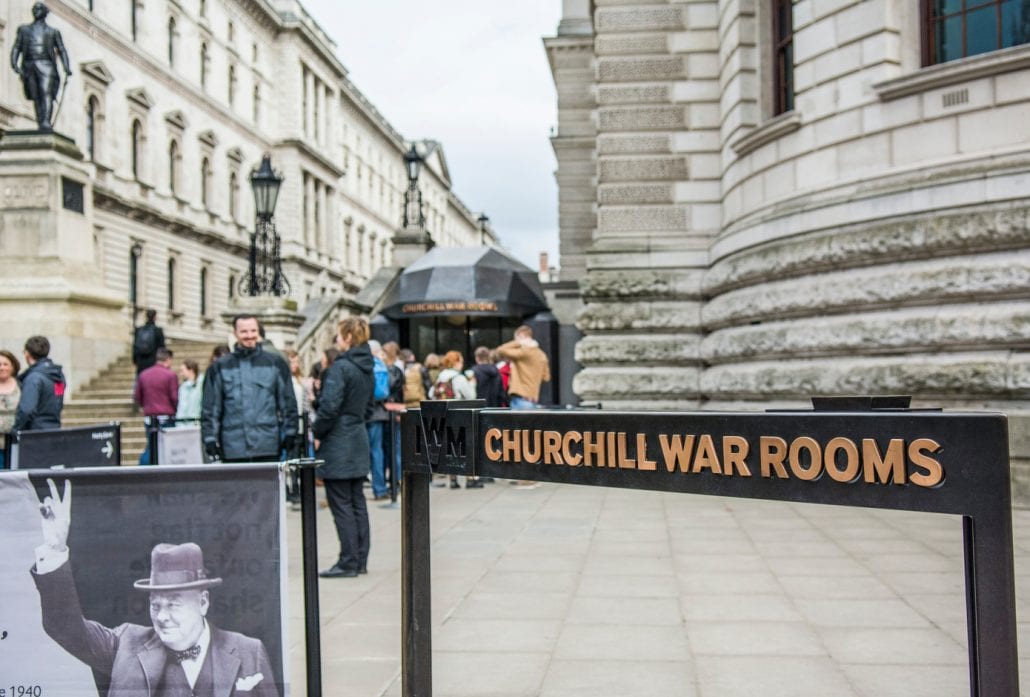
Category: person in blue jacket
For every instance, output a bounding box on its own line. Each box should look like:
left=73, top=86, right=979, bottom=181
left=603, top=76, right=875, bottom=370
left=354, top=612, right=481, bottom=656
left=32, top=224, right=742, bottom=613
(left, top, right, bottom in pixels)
left=15, top=334, right=65, bottom=431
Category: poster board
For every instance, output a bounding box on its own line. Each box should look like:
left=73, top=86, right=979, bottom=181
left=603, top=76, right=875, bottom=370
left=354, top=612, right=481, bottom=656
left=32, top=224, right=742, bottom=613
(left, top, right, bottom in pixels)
left=0, top=464, right=288, bottom=696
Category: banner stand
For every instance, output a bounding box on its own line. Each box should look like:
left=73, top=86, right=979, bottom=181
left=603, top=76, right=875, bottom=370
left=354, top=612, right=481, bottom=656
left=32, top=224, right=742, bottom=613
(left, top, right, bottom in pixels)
left=287, top=458, right=324, bottom=697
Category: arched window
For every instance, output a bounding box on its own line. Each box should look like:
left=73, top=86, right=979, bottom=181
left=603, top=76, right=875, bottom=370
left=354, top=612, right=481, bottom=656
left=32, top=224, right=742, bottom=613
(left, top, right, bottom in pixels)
left=167, top=257, right=176, bottom=310
left=228, top=64, right=237, bottom=105
left=85, top=97, right=98, bottom=161
left=167, top=17, right=176, bottom=67
left=131, top=0, right=138, bottom=41
left=228, top=273, right=236, bottom=300
left=227, top=21, right=235, bottom=43
left=131, top=119, right=143, bottom=180
left=200, top=42, right=209, bottom=89
left=200, top=157, right=211, bottom=208
left=168, top=140, right=179, bottom=195
left=229, top=170, right=239, bottom=221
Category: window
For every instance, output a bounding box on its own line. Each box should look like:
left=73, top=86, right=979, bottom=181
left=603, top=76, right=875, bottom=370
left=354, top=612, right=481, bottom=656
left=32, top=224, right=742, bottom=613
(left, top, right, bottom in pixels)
left=167, top=257, right=177, bottom=310
left=131, top=0, right=138, bottom=41
left=200, top=42, right=209, bottom=89
left=168, top=140, right=179, bottom=195
left=228, top=64, right=237, bottom=105
left=924, top=0, right=1030, bottom=64
left=252, top=42, right=258, bottom=62
left=252, top=84, right=260, bottom=124
left=199, top=267, right=208, bottom=316
left=228, top=273, right=236, bottom=300
left=199, top=0, right=206, bottom=17
left=167, top=17, right=176, bottom=67
left=772, top=0, right=795, bottom=114
left=85, top=97, right=98, bottom=161
left=129, top=246, right=141, bottom=308
left=200, top=157, right=211, bottom=208
left=131, top=119, right=143, bottom=180
left=227, top=21, right=235, bottom=44
left=229, top=170, right=239, bottom=220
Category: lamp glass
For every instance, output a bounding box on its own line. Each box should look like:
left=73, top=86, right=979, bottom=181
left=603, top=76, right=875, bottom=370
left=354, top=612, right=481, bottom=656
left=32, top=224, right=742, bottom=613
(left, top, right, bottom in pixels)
left=251, top=155, right=282, bottom=219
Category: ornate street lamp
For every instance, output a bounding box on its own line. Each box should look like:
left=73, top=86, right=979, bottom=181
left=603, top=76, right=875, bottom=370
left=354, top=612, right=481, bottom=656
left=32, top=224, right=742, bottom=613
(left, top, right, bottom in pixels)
left=401, top=143, right=425, bottom=230
left=477, top=213, right=489, bottom=246
left=241, top=154, right=288, bottom=296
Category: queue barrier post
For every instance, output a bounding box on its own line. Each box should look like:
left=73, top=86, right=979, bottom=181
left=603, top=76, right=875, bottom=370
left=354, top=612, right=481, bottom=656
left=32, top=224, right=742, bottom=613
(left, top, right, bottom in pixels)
left=399, top=398, right=1019, bottom=697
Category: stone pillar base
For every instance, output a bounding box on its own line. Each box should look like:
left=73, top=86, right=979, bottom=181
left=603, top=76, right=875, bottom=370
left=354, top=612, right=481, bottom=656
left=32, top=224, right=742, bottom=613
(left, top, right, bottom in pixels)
left=0, top=131, right=125, bottom=396
left=224, top=296, right=305, bottom=351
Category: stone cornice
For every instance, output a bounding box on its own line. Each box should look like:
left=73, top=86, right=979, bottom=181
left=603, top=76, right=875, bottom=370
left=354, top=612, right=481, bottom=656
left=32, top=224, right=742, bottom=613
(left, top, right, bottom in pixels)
left=277, top=138, right=345, bottom=179
left=874, top=44, right=1030, bottom=101
left=730, top=111, right=802, bottom=157
left=93, top=184, right=249, bottom=255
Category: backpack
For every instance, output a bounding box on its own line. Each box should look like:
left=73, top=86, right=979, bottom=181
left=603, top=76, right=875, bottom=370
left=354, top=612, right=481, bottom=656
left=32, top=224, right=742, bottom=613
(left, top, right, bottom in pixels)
left=432, top=374, right=456, bottom=400
left=135, top=324, right=158, bottom=355
left=372, top=357, right=390, bottom=401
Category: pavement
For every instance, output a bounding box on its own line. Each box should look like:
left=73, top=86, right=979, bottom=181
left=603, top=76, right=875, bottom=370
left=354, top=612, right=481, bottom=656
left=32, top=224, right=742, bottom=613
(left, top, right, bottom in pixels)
left=283, top=480, right=1030, bottom=697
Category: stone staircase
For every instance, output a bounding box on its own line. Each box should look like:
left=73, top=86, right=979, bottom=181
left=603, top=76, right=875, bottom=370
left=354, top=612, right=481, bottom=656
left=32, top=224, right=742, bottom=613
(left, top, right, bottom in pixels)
left=63, top=339, right=220, bottom=465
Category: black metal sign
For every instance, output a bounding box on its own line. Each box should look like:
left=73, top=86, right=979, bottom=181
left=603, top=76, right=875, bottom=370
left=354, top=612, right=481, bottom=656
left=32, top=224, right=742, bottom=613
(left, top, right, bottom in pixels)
left=6, top=423, right=121, bottom=469
left=401, top=402, right=1018, bottom=697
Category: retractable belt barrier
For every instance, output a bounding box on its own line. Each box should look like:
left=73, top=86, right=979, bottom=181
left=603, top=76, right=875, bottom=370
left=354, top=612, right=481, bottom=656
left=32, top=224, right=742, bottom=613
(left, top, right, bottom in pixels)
left=400, top=398, right=1019, bottom=697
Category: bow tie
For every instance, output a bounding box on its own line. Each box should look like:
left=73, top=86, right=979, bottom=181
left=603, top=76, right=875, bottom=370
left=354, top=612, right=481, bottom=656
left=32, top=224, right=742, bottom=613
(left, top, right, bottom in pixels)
left=172, top=645, right=201, bottom=663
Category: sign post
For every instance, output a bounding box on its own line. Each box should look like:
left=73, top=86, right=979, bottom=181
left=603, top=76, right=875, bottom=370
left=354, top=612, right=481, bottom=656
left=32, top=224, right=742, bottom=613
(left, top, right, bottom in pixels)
left=401, top=400, right=1019, bottom=697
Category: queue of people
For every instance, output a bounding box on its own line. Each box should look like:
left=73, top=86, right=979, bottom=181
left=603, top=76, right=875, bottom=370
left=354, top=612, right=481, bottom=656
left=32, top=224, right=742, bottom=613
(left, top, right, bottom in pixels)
left=2, top=314, right=552, bottom=580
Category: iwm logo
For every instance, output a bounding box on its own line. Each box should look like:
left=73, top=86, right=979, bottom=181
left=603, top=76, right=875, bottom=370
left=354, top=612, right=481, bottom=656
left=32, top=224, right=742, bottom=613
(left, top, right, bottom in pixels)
left=415, top=401, right=479, bottom=475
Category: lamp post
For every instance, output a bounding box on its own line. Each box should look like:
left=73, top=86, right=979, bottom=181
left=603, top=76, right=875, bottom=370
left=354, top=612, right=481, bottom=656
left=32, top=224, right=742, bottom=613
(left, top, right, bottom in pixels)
left=477, top=213, right=489, bottom=246
left=241, top=154, right=288, bottom=296
left=401, top=143, right=425, bottom=230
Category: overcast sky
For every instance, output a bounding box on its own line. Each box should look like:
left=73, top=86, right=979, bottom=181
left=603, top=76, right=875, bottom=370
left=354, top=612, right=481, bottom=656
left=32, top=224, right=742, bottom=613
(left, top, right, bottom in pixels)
left=299, top=0, right=563, bottom=270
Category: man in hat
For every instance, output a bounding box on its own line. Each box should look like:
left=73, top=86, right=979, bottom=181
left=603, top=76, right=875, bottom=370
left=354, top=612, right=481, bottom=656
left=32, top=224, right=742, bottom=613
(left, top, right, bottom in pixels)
left=30, top=479, right=278, bottom=696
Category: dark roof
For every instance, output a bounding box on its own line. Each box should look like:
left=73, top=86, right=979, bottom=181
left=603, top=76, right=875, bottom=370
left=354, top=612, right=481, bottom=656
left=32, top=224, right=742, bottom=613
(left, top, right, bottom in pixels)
left=378, top=247, right=549, bottom=319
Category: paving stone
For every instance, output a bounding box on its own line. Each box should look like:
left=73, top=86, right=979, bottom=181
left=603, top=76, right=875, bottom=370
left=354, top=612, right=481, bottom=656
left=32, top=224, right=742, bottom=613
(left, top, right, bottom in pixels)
left=540, top=659, right=696, bottom=697
left=688, top=621, right=827, bottom=656
left=555, top=624, right=691, bottom=661
left=841, top=663, right=969, bottom=697
left=818, top=627, right=967, bottom=664
left=695, top=656, right=858, bottom=697
left=567, top=596, right=683, bottom=625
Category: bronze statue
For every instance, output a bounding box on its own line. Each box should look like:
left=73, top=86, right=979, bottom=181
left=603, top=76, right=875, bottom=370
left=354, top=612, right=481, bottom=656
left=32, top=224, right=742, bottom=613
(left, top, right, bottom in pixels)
left=10, top=2, right=72, bottom=132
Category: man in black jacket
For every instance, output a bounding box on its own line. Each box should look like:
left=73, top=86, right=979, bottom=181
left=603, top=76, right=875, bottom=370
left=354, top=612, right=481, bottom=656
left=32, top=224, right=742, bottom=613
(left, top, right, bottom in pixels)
left=15, top=335, right=65, bottom=431
left=201, top=315, right=297, bottom=462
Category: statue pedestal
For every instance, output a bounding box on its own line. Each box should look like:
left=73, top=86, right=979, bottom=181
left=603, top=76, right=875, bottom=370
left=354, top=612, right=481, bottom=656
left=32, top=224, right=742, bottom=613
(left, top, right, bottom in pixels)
left=0, top=131, right=125, bottom=396
left=223, top=296, right=305, bottom=351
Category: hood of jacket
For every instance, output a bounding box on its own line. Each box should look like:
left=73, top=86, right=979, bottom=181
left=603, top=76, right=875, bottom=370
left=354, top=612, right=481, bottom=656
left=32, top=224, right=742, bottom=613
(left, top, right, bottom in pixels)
left=23, top=358, right=65, bottom=385
left=341, top=343, right=374, bottom=374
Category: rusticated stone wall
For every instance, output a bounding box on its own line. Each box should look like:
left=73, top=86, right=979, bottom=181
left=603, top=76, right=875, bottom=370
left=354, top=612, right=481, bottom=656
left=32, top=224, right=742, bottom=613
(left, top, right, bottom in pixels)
left=571, top=0, right=722, bottom=409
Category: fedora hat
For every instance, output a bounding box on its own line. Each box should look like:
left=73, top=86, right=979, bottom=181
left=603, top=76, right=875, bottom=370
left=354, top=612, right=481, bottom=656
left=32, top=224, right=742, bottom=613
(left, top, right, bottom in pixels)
left=133, top=543, right=223, bottom=591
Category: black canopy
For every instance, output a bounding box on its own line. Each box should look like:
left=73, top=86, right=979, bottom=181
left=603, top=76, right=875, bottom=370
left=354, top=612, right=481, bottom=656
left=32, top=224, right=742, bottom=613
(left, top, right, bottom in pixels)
left=378, top=247, right=549, bottom=319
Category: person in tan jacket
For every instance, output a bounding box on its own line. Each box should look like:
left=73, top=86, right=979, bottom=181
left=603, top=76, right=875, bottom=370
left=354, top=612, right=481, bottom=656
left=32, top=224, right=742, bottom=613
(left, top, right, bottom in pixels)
left=497, top=326, right=551, bottom=488
left=497, top=325, right=551, bottom=407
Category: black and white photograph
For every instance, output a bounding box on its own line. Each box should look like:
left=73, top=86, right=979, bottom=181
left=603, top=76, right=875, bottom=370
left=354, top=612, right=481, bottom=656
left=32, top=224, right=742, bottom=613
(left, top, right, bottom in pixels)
left=0, top=466, right=286, bottom=697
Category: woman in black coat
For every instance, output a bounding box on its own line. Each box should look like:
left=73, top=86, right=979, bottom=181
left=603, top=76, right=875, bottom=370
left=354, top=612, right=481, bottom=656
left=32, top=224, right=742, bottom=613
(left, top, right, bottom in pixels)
left=313, top=316, right=375, bottom=578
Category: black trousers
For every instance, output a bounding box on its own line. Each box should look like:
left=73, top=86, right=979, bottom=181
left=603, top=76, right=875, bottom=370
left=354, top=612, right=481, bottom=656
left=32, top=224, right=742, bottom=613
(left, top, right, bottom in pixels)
left=324, top=477, right=370, bottom=572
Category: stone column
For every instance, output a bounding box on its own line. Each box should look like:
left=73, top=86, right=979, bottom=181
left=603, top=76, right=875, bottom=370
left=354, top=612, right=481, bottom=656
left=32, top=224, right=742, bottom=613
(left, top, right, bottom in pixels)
left=573, top=1, right=720, bottom=410
left=0, top=132, right=125, bottom=395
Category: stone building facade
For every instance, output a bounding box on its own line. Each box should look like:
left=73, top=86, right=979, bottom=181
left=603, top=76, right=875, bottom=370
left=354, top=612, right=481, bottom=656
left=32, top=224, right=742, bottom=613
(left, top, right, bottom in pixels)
left=0, top=0, right=488, bottom=390
left=546, top=1, right=1030, bottom=477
